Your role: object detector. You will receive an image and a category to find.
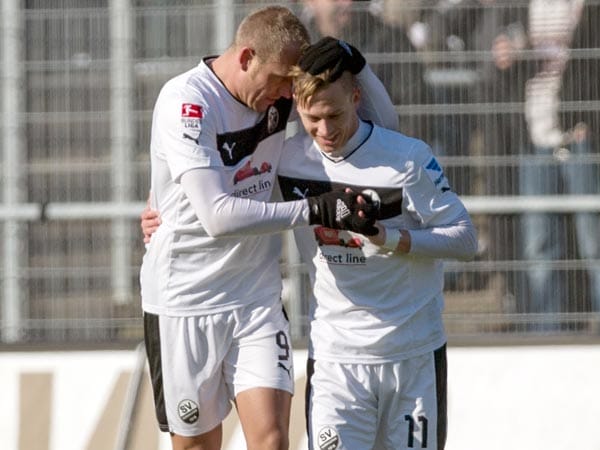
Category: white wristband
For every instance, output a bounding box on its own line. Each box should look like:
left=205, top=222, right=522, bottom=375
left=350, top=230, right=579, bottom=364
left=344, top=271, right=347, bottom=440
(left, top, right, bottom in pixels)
left=382, top=227, right=402, bottom=251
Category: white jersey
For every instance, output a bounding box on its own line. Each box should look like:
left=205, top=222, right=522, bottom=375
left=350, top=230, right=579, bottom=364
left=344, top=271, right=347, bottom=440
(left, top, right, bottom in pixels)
left=278, top=123, right=469, bottom=363
left=141, top=58, right=293, bottom=316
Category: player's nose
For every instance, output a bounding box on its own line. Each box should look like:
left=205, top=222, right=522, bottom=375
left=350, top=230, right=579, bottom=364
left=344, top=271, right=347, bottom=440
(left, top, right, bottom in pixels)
left=278, top=81, right=293, bottom=99
left=317, top=119, right=334, bottom=136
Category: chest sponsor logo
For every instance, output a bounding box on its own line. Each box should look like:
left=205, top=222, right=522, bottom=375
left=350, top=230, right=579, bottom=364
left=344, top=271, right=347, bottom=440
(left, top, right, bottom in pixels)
left=231, top=160, right=273, bottom=198
left=314, top=227, right=366, bottom=265
left=233, top=160, right=272, bottom=185
left=314, top=227, right=362, bottom=249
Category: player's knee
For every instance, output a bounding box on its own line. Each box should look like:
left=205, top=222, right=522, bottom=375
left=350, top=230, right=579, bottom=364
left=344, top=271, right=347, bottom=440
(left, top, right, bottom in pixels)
left=248, top=426, right=288, bottom=450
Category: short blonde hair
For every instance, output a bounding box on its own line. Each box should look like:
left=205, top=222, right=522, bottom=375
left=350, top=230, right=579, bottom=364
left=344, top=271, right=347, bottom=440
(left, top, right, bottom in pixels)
left=290, top=67, right=356, bottom=108
left=234, top=6, right=310, bottom=62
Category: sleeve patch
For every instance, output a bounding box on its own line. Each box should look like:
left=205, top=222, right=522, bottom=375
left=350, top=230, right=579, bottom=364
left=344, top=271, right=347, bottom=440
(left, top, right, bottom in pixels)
left=424, top=157, right=451, bottom=191
left=181, top=103, right=203, bottom=118
left=181, top=103, right=204, bottom=144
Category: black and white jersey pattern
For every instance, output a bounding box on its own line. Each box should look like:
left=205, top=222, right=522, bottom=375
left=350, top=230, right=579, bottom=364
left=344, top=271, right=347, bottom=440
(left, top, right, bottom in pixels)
left=141, top=58, right=293, bottom=316
left=278, top=123, right=467, bottom=363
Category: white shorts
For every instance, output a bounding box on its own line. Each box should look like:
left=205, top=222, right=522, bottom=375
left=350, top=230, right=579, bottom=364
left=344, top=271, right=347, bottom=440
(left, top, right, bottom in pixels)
left=144, top=303, right=294, bottom=437
left=306, top=345, right=447, bottom=450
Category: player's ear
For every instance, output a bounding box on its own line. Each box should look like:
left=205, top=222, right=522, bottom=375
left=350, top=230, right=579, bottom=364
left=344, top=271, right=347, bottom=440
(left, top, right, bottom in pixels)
left=239, top=47, right=255, bottom=71
left=352, top=85, right=361, bottom=109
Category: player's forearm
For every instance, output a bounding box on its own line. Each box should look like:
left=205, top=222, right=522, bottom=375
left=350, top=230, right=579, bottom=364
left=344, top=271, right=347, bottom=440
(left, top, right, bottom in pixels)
left=408, top=219, right=478, bottom=261
left=205, top=194, right=309, bottom=237
left=180, top=167, right=309, bottom=237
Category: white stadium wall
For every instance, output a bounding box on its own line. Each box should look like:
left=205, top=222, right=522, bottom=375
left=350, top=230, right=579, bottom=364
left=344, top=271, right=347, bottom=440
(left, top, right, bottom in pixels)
left=1, top=346, right=599, bottom=450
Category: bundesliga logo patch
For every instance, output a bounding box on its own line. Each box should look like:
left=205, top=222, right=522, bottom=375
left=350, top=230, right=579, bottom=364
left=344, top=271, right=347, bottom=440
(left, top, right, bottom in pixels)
left=181, top=103, right=203, bottom=144
left=181, top=103, right=203, bottom=118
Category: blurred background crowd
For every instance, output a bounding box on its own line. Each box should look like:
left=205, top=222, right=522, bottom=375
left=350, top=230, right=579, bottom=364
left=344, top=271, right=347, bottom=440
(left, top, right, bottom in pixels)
left=1, top=0, right=599, bottom=346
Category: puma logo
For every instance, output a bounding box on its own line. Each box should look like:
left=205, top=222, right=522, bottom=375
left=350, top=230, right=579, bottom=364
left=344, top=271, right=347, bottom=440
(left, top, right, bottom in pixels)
left=183, top=133, right=200, bottom=145
left=277, top=362, right=291, bottom=379
left=222, top=141, right=236, bottom=161
left=292, top=187, right=309, bottom=199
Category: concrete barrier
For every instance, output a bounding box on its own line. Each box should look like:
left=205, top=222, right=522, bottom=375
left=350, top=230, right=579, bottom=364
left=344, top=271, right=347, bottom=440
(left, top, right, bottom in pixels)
left=1, top=345, right=599, bottom=450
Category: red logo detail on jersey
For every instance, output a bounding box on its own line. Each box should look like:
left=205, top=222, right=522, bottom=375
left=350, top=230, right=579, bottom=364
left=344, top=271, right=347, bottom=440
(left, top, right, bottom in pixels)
left=233, top=161, right=272, bottom=184
left=313, top=226, right=363, bottom=248
left=181, top=103, right=203, bottom=118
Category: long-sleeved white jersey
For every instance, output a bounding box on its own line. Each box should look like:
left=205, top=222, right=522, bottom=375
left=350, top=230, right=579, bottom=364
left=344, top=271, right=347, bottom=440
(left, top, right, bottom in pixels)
left=140, top=58, right=398, bottom=317
left=277, top=121, right=477, bottom=363
left=141, top=58, right=297, bottom=316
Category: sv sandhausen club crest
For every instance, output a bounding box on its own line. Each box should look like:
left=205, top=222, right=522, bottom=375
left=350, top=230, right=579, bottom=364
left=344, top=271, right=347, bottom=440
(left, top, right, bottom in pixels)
left=267, top=105, right=279, bottom=134
left=177, top=399, right=199, bottom=424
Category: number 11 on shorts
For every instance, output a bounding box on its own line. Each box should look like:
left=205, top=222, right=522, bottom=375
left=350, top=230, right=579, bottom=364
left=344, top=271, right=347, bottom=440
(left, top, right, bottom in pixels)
left=405, top=414, right=428, bottom=448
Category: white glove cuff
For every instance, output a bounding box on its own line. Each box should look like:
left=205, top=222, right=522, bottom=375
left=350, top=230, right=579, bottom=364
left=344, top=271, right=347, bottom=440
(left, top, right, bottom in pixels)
left=382, top=227, right=402, bottom=251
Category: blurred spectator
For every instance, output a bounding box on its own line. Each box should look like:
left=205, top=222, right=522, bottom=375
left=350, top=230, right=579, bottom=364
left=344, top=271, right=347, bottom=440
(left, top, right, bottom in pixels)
left=294, top=0, right=600, bottom=322
left=297, top=0, right=425, bottom=136
left=519, top=0, right=600, bottom=321
left=409, top=0, right=485, bottom=196
left=408, top=1, right=530, bottom=300
left=470, top=0, right=531, bottom=289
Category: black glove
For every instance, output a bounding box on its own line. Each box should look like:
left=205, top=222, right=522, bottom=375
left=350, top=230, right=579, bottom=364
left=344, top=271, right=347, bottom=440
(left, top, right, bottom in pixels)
left=298, top=36, right=366, bottom=82
left=307, top=190, right=379, bottom=236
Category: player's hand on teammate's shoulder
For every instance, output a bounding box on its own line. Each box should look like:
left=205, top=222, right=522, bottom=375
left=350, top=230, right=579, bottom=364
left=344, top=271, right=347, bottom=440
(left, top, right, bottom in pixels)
left=299, top=36, right=366, bottom=82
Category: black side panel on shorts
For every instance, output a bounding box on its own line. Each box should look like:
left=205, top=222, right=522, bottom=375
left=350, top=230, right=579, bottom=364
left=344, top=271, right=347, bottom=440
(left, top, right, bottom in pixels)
left=434, top=344, right=448, bottom=450
left=305, top=357, right=315, bottom=436
left=281, top=303, right=290, bottom=322
left=144, top=312, right=169, bottom=432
